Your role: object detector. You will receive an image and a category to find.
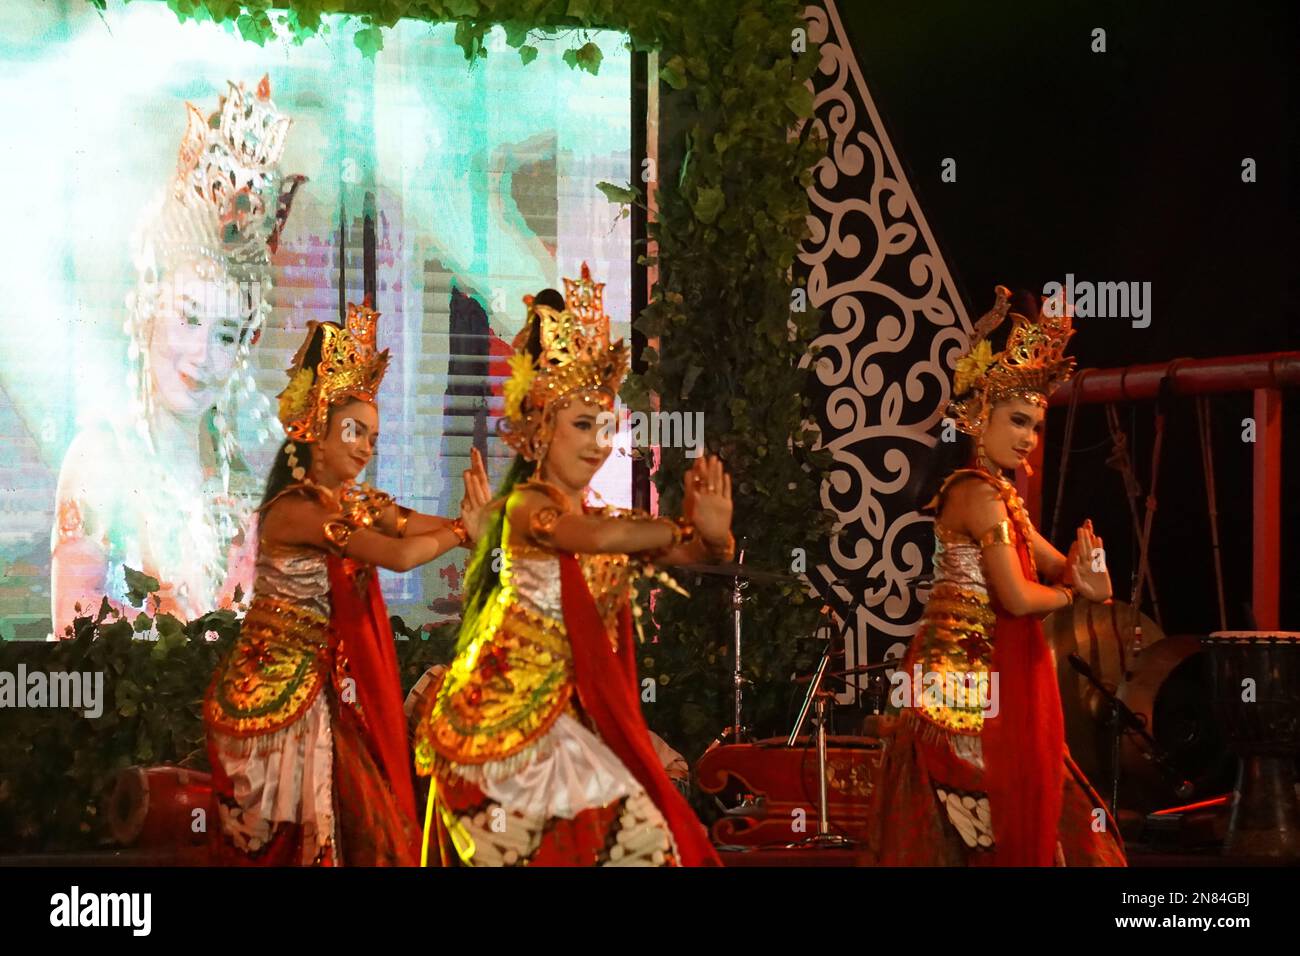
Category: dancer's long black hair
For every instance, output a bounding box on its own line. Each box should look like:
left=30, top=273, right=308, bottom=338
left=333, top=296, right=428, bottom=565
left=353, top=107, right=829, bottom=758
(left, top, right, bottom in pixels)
left=455, top=287, right=564, bottom=654
left=913, top=431, right=975, bottom=515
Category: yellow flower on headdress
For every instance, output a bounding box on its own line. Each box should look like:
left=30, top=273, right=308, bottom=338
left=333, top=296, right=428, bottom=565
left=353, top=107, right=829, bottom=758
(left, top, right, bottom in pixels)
left=278, top=367, right=314, bottom=424
left=954, top=339, right=996, bottom=396
left=503, top=351, right=537, bottom=419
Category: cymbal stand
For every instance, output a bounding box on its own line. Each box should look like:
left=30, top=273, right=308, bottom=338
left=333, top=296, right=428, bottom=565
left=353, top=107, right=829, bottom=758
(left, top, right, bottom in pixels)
left=731, top=542, right=751, bottom=743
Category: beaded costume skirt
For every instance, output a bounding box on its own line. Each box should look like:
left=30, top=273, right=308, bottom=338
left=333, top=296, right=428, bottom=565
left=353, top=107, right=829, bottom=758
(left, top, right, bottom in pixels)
left=870, top=586, right=1126, bottom=866
left=423, top=707, right=678, bottom=867
left=204, top=597, right=417, bottom=866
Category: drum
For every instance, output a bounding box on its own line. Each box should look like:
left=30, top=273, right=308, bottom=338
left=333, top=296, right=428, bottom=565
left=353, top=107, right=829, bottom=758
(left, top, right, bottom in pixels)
left=1203, top=631, right=1300, bottom=858
left=1043, top=600, right=1233, bottom=813
left=106, top=765, right=213, bottom=848
left=404, top=663, right=447, bottom=741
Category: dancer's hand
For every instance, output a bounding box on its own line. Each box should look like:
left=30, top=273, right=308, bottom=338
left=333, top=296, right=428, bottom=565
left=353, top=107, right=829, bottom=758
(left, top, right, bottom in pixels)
left=685, top=454, right=732, bottom=547
left=459, top=448, right=492, bottom=543
left=1070, top=519, right=1112, bottom=602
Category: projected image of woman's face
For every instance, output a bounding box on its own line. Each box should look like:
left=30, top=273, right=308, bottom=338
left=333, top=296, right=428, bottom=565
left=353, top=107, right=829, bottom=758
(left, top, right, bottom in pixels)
left=148, top=261, right=246, bottom=418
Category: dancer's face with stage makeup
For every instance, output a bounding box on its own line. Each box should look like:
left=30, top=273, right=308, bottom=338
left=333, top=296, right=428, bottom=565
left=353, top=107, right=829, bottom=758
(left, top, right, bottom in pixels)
left=981, top=396, right=1045, bottom=471
left=313, top=398, right=380, bottom=487
left=539, top=395, right=613, bottom=494
left=148, top=260, right=249, bottom=419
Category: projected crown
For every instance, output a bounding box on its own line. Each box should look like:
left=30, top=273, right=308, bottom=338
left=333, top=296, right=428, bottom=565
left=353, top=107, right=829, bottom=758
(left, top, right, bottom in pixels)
left=947, top=285, right=1077, bottom=435
left=499, top=263, right=630, bottom=461
left=278, top=299, right=391, bottom=443
left=147, top=76, right=304, bottom=278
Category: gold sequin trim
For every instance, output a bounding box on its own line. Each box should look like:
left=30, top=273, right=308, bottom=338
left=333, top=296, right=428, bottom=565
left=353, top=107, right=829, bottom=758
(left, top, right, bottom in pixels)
left=415, top=596, right=574, bottom=770
left=205, top=597, right=330, bottom=737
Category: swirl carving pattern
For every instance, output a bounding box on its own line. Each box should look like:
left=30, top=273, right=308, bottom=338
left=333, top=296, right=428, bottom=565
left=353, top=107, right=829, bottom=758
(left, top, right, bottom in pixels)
left=799, top=1, right=975, bottom=684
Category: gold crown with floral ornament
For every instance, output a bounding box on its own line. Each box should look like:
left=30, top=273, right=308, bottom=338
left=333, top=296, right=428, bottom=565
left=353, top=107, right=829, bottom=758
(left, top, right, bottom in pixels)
left=498, top=263, right=630, bottom=462
left=947, top=285, right=1077, bottom=435
left=138, top=75, right=305, bottom=284
left=278, top=298, right=390, bottom=444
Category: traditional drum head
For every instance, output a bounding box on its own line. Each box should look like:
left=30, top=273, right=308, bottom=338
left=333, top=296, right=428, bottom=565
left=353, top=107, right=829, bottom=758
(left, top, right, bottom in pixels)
left=1205, top=631, right=1300, bottom=643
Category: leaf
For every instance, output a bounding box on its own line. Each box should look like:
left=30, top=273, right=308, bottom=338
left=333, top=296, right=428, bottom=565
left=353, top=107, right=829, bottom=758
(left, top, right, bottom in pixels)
left=233, top=583, right=244, bottom=605
left=156, top=613, right=185, bottom=641
left=235, top=14, right=268, bottom=47
left=693, top=186, right=725, bottom=224
left=660, top=56, right=687, bottom=90
left=502, top=21, right=531, bottom=48
left=354, top=25, right=384, bottom=59
left=573, top=41, right=603, bottom=75
left=100, top=619, right=133, bottom=646
left=596, top=181, right=639, bottom=204
left=681, top=364, right=704, bottom=400
left=122, top=567, right=159, bottom=607
left=453, top=20, right=489, bottom=61
left=785, top=84, right=815, bottom=119
left=518, top=44, right=538, bottom=66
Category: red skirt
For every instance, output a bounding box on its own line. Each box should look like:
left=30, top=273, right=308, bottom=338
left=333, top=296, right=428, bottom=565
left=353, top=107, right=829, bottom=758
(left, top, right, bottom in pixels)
left=208, top=694, right=417, bottom=867
left=870, top=710, right=1126, bottom=866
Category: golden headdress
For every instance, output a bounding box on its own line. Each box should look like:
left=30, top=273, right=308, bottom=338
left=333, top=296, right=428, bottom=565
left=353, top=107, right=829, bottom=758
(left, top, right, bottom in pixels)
left=498, top=263, right=630, bottom=462
left=947, top=285, right=1076, bottom=435
left=135, top=76, right=305, bottom=287
left=278, top=299, right=391, bottom=443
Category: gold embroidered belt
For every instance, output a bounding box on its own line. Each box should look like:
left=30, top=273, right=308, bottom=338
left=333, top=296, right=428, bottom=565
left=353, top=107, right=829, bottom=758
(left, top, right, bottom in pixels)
left=205, top=597, right=332, bottom=738
left=911, top=582, right=998, bottom=734
left=415, top=595, right=574, bottom=771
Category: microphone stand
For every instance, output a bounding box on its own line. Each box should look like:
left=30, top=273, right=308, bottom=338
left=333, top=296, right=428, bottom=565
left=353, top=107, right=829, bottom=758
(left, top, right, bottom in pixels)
left=787, top=608, right=857, bottom=848
left=1068, top=653, right=1192, bottom=820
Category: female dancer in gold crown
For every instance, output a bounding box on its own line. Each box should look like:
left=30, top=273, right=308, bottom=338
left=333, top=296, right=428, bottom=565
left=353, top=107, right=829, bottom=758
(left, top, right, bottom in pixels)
left=413, top=266, right=729, bottom=866
left=872, top=287, right=1126, bottom=866
left=203, top=300, right=492, bottom=866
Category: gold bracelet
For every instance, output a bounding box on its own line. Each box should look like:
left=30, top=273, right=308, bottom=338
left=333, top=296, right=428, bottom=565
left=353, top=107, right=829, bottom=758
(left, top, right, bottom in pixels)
left=640, top=516, right=683, bottom=563
left=672, top=516, right=697, bottom=547
left=1056, top=584, right=1075, bottom=607
left=448, top=517, right=470, bottom=547
left=704, top=531, right=736, bottom=562
left=394, top=505, right=412, bottom=538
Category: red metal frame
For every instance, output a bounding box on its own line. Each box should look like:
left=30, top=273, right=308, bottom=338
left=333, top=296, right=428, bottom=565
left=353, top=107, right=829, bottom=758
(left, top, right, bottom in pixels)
left=1024, top=351, right=1299, bottom=630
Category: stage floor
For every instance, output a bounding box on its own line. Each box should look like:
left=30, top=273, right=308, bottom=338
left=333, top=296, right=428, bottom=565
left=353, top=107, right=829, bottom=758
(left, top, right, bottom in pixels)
left=1, top=846, right=1293, bottom=867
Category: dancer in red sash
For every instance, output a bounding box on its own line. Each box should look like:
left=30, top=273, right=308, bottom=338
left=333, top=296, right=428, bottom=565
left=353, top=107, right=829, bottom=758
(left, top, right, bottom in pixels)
left=414, top=265, right=732, bottom=866
left=204, top=300, right=491, bottom=866
left=873, top=286, right=1126, bottom=866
